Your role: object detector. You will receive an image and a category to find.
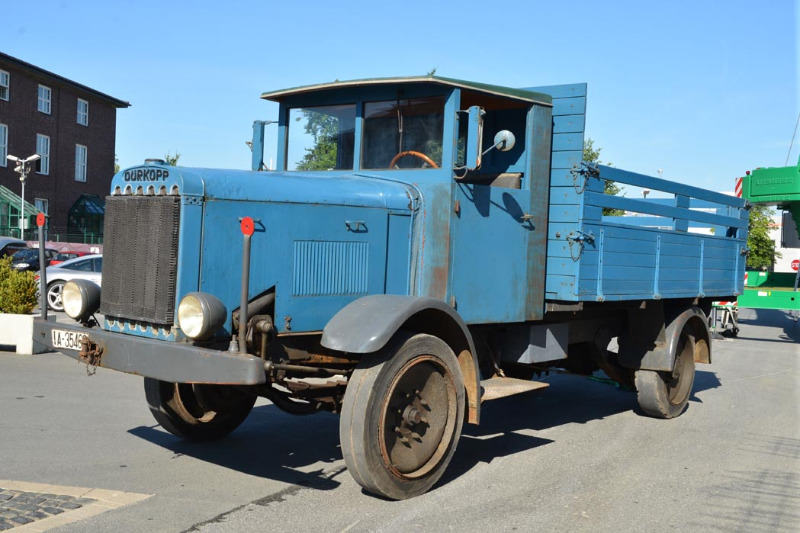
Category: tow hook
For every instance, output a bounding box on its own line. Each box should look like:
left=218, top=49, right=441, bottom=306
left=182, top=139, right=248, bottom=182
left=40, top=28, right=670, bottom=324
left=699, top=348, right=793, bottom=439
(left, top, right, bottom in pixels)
left=79, top=336, right=104, bottom=371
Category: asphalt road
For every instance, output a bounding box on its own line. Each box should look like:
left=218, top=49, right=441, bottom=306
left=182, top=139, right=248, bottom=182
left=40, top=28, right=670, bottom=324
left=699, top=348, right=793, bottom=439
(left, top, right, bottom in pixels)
left=1, top=307, right=798, bottom=532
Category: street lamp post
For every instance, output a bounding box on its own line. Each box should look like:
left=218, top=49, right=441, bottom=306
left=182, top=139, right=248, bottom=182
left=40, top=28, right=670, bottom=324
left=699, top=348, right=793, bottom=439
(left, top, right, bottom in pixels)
left=7, top=153, right=41, bottom=238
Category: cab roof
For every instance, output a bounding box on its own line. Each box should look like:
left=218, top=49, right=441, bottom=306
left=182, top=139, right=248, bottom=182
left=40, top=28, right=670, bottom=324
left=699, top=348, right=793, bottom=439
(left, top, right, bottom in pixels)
left=260, top=75, right=552, bottom=107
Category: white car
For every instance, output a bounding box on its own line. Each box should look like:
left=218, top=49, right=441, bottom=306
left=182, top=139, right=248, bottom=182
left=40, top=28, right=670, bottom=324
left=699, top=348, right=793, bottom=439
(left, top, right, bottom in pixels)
left=40, top=254, right=102, bottom=311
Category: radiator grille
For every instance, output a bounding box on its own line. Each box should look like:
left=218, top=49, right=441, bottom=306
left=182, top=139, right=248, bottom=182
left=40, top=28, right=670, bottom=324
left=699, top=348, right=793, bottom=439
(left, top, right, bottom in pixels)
left=100, top=196, right=181, bottom=325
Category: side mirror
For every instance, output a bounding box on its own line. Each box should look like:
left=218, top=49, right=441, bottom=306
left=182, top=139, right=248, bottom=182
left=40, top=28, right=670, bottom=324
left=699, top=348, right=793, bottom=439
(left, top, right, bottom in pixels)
left=492, top=130, right=516, bottom=152
left=465, top=106, right=485, bottom=171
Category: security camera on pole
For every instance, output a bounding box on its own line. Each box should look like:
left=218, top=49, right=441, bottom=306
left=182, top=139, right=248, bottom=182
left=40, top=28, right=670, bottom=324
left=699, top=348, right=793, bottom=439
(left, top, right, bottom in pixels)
left=6, top=153, right=41, bottom=238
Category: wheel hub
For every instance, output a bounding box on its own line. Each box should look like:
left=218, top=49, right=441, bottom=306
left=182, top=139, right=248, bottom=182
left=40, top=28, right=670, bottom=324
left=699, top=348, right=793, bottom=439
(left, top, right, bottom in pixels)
left=380, top=356, right=457, bottom=479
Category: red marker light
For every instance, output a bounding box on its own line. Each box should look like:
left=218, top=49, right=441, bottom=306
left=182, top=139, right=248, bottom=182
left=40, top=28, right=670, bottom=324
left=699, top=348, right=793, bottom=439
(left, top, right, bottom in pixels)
left=36, top=212, right=45, bottom=227
left=240, top=216, right=255, bottom=236
left=745, top=170, right=750, bottom=175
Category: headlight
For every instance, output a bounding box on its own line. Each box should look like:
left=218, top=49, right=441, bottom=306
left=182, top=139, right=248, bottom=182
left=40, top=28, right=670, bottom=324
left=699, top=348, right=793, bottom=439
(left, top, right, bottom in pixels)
left=178, top=292, right=227, bottom=340
left=63, top=279, right=101, bottom=321
left=15, top=263, right=29, bottom=269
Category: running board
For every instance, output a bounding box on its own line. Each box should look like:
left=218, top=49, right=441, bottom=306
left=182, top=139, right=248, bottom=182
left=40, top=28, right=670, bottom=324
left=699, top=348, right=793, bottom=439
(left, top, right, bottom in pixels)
left=480, top=377, right=549, bottom=403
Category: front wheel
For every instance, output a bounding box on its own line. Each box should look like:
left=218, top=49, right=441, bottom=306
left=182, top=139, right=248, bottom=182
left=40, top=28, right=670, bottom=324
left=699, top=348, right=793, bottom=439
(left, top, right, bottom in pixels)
left=635, top=329, right=696, bottom=419
left=340, top=332, right=465, bottom=500
left=144, top=378, right=256, bottom=441
left=47, top=281, right=65, bottom=311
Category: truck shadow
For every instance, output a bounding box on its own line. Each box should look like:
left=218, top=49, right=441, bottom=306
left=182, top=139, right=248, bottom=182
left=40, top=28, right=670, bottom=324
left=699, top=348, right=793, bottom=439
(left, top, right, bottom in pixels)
left=128, top=369, right=722, bottom=495
left=128, top=406, right=345, bottom=492
left=443, top=369, right=721, bottom=486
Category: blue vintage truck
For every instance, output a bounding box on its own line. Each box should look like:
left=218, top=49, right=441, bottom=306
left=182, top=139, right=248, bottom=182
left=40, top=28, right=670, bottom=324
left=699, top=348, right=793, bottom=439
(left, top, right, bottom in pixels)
left=34, top=76, right=748, bottom=499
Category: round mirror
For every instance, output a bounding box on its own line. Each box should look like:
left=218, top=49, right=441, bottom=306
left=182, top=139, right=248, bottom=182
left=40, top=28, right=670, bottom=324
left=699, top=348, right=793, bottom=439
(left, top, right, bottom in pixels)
left=494, top=130, right=516, bottom=152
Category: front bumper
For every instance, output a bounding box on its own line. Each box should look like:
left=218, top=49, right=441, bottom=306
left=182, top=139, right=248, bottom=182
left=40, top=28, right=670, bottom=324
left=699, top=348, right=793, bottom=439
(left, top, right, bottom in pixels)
left=33, top=319, right=267, bottom=385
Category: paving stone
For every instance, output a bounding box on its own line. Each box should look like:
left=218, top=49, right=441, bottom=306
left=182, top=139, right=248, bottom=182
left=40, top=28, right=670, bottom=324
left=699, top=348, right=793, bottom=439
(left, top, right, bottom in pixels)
left=15, top=503, right=40, bottom=512
left=60, top=502, right=83, bottom=510
left=0, top=488, right=100, bottom=529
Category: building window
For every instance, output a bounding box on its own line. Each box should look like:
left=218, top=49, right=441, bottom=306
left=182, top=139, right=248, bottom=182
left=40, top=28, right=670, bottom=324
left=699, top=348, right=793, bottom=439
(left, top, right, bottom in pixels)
left=0, top=124, right=7, bottom=167
left=36, top=134, right=50, bottom=174
left=0, top=70, right=9, bottom=101
left=38, top=85, right=51, bottom=114
left=77, top=98, right=89, bottom=126
left=75, top=144, right=87, bottom=182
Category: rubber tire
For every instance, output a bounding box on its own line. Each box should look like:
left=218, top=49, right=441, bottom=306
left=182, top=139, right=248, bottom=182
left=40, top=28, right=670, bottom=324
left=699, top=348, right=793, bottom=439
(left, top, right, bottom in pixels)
left=635, top=331, right=696, bottom=419
left=144, top=378, right=256, bottom=441
left=47, top=281, right=65, bottom=312
left=340, top=332, right=465, bottom=500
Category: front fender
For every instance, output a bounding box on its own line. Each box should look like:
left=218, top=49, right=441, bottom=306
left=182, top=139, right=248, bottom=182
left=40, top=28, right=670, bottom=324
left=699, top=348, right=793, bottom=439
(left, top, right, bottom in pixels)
left=321, top=295, right=481, bottom=424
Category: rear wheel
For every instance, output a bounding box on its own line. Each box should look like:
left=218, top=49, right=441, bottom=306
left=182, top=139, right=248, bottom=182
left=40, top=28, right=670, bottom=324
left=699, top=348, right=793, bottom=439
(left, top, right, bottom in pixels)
left=144, top=378, right=256, bottom=441
left=47, top=281, right=65, bottom=311
left=635, top=328, right=696, bottom=419
left=340, top=333, right=464, bottom=500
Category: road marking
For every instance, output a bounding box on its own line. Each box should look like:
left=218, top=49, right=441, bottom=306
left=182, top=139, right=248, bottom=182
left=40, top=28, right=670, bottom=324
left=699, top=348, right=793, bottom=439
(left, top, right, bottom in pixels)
left=0, top=480, right=151, bottom=532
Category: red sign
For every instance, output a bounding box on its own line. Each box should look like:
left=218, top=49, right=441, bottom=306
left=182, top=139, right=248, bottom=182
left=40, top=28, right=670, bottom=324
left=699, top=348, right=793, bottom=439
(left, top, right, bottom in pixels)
left=240, top=216, right=255, bottom=236
left=792, top=259, right=799, bottom=272
left=36, top=212, right=45, bottom=227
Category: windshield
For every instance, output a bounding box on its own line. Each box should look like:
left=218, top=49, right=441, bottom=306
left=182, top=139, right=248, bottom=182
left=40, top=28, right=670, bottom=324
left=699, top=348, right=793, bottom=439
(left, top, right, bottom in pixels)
left=13, top=249, right=38, bottom=260
left=287, top=104, right=356, bottom=171
left=362, top=97, right=445, bottom=170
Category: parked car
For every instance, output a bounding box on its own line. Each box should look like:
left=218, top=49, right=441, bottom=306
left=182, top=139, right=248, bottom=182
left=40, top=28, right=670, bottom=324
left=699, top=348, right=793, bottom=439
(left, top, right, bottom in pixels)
left=10, top=247, right=58, bottom=272
left=0, top=237, right=28, bottom=258
left=49, top=250, right=91, bottom=266
left=39, top=254, right=103, bottom=311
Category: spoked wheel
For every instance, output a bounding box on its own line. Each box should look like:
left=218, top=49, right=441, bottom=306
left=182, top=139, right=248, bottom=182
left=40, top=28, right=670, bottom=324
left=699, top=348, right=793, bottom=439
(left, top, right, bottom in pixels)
left=635, top=329, right=696, bottom=419
left=144, top=378, right=256, bottom=441
left=340, top=332, right=464, bottom=500
left=47, top=281, right=65, bottom=311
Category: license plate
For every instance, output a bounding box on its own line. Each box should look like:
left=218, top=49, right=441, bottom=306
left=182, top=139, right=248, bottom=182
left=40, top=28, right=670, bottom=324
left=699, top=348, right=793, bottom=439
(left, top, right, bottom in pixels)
left=51, top=329, right=85, bottom=351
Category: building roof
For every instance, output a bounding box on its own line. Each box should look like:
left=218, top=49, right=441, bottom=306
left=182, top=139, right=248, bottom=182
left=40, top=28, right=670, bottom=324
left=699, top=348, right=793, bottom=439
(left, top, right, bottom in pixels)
left=0, top=184, right=39, bottom=217
left=261, top=75, right=552, bottom=106
left=0, top=52, right=130, bottom=108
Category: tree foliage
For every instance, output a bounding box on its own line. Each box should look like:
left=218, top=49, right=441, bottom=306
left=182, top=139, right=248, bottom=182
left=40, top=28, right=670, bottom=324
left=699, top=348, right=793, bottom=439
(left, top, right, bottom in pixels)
left=747, top=204, right=781, bottom=270
left=0, top=256, right=38, bottom=314
left=583, top=138, right=623, bottom=216
left=295, top=111, right=339, bottom=171
left=164, top=151, right=181, bottom=166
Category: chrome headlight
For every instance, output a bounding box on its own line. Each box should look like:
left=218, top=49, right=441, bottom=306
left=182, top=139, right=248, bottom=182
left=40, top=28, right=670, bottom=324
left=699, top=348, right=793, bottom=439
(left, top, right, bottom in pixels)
left=63, top=279, right=101, bottom=321
left=178, top=292, right=227, bottom=340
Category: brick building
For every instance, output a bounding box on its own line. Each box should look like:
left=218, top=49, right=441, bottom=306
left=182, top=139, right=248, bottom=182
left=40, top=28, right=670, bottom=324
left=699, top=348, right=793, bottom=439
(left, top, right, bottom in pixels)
left=0, top=52, right=129, bottom=242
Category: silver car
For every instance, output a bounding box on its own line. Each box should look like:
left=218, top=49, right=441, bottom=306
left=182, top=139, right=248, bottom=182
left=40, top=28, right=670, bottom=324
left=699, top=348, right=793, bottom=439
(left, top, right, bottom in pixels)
left=40, top=254, right=102, bottom=311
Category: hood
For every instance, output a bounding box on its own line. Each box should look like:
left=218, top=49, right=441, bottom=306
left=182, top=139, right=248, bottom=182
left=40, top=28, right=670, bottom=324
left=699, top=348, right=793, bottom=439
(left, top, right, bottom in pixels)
left=111, top=164, right=417, bottom=212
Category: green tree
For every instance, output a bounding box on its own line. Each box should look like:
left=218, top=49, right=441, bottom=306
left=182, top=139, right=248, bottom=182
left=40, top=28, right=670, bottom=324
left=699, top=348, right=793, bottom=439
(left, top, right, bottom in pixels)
left=164, top=151, right=181, bottom=166
left=747, top=204, right=781, bottom=270
left=295, top=111, right=339, bottom=171
left=114, top=155, right=120, bottom=174
left=583, top=138, right=623, bottom=216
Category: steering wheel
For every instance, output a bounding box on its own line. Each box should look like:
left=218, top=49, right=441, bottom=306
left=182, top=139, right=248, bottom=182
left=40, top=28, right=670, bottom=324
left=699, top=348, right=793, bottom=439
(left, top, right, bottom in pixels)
left=389, top=150, right=439, bottom=169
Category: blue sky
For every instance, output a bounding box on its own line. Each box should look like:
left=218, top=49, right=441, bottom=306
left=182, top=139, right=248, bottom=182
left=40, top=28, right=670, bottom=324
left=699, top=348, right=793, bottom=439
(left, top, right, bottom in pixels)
left=2, top=0, right=797, bottom=194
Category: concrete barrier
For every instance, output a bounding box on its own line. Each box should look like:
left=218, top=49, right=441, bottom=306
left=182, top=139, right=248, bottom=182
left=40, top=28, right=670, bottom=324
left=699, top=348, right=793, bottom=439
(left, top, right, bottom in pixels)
left=0, top=314, right=49, bottom=355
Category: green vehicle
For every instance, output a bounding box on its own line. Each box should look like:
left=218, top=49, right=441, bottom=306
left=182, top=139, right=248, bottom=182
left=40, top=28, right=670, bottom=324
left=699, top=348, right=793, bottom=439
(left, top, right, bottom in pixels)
left=737, top=160, right=800, bottom=314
